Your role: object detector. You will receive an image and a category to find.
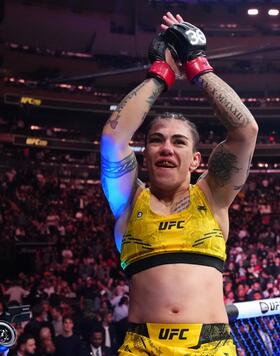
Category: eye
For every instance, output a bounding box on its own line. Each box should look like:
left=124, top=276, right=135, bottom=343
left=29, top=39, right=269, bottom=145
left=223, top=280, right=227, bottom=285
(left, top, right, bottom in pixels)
left=174, top=139, right=187, bottom=145
left=149, top=137, right=161, bottom=143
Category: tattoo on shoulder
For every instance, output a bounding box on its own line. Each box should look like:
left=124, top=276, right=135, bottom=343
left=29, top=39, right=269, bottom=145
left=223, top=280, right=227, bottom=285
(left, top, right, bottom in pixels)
left=101, top=152, right=137, bottom=178
left=208, top=144, right=241, bottom=187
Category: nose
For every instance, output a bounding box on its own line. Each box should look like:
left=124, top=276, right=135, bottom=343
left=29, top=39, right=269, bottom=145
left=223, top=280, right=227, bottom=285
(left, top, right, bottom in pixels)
left=159, top=140, right=174, bottom=155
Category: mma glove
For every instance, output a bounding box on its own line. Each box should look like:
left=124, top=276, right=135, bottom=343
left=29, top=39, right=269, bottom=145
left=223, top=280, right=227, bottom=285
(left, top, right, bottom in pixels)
left=146, top=33, right=175, bottom=91
left=165, top=22, right=213, bottom=83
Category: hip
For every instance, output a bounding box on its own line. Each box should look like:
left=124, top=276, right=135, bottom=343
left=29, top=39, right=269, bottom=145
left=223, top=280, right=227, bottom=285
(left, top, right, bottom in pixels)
left=118, top=322, right=236, bottom=355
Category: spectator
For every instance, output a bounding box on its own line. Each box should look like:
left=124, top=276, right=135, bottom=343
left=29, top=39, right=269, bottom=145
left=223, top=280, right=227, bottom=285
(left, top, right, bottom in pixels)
left=10, top=333, right=36, bottom=356
left=112, top=295, right=129, bottom=323
left=24, top=303, right=52, bottom=343
left=37, top=326, right=56, bottom=356
left=257, top=320, right=274, bottom=355
left=101, top=311, right=118, bottom=354
left=4, top=281, right=28, bottom=304
left=54, top=316, right=82, bottom=356
left=50, top=306, right=63, bottom=337
left=80, top=326, right=114, bottom=356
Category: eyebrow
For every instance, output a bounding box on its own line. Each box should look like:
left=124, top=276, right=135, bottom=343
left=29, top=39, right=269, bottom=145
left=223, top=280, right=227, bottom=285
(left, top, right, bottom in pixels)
left=148, top=133, right=189, bottom=141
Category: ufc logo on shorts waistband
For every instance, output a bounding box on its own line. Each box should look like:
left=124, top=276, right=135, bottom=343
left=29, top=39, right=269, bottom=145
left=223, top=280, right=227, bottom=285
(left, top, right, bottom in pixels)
left=158, top=328, right=189, bottom=340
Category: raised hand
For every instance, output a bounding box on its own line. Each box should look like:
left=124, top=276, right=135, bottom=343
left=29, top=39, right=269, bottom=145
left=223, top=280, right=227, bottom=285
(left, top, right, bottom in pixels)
left=147, top=30, right=182, bottom=89
left=160, top=12, right=184, bottom=30
left=161, top=12, right=213, bottom=82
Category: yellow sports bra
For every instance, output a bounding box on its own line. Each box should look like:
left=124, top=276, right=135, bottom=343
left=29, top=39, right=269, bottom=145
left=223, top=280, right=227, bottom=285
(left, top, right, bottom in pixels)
left=120, top=184, right=226, bottom=277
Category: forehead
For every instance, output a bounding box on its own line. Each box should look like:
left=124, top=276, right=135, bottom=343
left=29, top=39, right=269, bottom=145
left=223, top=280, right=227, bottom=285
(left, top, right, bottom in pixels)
left=92, top=332, right=103, bottom=338
left=148, top=118, right=191, bottom=137
left=64, top=318, right=73, bottom=324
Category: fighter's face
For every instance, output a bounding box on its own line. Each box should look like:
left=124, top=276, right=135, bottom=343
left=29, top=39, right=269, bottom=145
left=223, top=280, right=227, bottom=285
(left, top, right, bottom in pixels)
left=144, top=119, right=200, bottom=190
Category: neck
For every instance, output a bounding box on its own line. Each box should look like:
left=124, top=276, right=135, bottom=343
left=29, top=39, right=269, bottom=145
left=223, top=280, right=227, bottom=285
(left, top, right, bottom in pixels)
left=150, top=184, right=189, bottom=204
left=92, top=344, right=100, bottom=349
left=63, top=330, right=73, bottom=337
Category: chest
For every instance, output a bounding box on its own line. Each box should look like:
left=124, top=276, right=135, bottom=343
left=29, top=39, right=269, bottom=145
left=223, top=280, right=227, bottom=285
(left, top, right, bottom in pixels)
left=150, top=194, right=191, bottom=216
left=129, top=204, right=210, bottom=239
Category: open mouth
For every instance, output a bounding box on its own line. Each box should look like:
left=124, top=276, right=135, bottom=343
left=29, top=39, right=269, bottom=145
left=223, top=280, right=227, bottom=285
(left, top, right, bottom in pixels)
left=155, top=160, right=176, bottom=168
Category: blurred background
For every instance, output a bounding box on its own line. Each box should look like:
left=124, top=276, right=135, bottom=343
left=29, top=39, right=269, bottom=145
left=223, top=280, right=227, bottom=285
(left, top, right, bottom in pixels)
left=0, top=1, right=280, bottom=354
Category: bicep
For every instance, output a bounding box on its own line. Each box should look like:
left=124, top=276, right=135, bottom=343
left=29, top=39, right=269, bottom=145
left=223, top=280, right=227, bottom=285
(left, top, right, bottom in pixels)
left=101, top=149, right=138, bottom=219
left=203, top=137, right=256, bottom=207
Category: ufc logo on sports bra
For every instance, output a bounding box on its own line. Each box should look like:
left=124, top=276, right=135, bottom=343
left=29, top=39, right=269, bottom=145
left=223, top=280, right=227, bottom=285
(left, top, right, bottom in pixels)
left=159, top=220, right=185, bottom=230
left=158, top=328, right=189, bottom=340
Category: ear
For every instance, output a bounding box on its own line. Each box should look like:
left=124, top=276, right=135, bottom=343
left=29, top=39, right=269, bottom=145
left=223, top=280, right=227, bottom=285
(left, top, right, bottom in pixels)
left=189, top=151, right=201, bottom=172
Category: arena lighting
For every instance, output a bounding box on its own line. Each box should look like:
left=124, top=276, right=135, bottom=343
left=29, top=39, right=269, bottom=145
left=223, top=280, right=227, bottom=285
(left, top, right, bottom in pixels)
left=247, top=8, right=259, bottom=16
left=58, top=83, right=72, bottom=89
left=268, top=9, right=279, bottom=16
left=110, top=105, right=117, bottom=111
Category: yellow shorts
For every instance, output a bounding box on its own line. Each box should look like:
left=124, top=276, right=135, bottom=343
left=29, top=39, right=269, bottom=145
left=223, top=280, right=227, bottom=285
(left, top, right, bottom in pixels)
left=118, top=322, right=237, bottom=355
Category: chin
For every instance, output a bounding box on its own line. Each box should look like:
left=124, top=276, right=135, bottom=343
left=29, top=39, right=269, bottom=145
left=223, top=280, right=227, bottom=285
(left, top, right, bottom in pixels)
left=151, top=176, right=179, bottom=190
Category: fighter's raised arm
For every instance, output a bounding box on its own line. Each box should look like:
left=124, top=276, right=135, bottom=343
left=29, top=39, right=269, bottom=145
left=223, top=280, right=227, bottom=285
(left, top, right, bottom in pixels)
left=100, top=33, right=178, bottom=220
left=196, top=72, right=258, bottom=207
left=163, top=12, right=258, bottom=208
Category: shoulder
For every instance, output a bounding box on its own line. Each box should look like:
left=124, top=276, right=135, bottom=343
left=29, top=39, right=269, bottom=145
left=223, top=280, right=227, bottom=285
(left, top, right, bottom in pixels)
left=116, top=182, right=146, bottom=226
left=114, top=183, right=146, bottom=251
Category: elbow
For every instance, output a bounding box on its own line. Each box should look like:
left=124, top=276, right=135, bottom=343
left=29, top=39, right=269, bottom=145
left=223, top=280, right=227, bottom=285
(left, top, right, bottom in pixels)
left=228, top=119, right=258, bottom=143
left=250, top=120, right=259, bottom=134
left=243, top=122, right=258, bottom=143
left=101, top=125, right=127, bottom=151
left=247, top=120, right=259, bottom=139
left=240, top=118, right=259, bottom=140
left=100, top=134, right=118, bottom=160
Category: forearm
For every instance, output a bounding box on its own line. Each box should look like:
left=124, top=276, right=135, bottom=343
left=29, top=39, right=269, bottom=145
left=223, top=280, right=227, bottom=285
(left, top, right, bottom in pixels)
left=196, top=73, right=258, bottom=137
left=102, top=78, right=164, bottom=152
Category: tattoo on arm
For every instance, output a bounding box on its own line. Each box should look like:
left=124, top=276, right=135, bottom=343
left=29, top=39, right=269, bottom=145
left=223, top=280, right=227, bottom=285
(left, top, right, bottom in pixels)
left=146, top=80, right=164, bottom=107
left=208, top=144, right=241, bottom=187
left=232, top=152, right=253, bottom=191
left=101, top=152, right=137, bottom=178
left=106, top=79, right=163, bottom=130
left=198, top=75, right=254, bottom=130
left=106, top=81, right=146, bottom=130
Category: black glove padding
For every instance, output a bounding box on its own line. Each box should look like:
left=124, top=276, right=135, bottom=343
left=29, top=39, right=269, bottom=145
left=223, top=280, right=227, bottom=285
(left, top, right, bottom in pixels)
left=147, top=32, right=175, bottom=90
left=148, top=32, right=169, bottom=63
left=165, top=22, right=207, bottom=63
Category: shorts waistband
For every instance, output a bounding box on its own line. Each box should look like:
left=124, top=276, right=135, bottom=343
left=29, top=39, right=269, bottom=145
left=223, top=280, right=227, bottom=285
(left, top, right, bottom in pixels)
left=127, top=322, right=232, bottom=348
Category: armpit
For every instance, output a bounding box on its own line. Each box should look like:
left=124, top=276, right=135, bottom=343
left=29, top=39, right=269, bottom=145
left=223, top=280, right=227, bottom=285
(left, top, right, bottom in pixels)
left=208, top=144, right=241, bottom=187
